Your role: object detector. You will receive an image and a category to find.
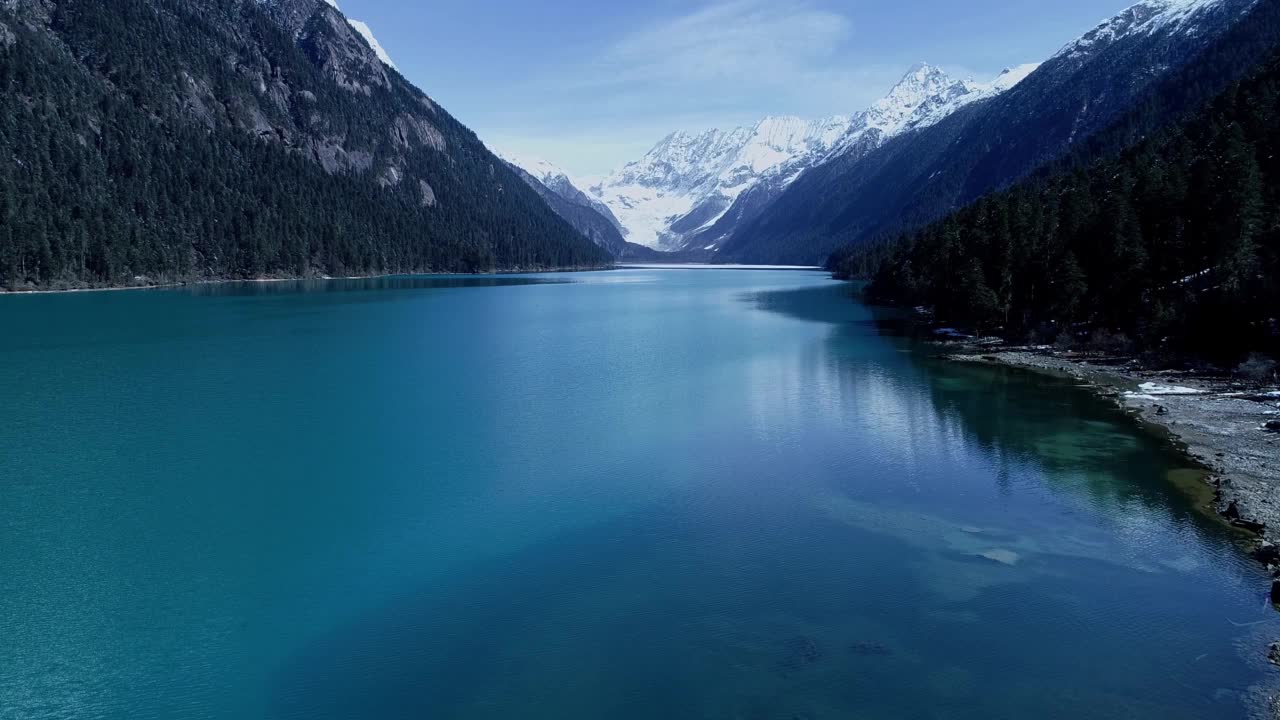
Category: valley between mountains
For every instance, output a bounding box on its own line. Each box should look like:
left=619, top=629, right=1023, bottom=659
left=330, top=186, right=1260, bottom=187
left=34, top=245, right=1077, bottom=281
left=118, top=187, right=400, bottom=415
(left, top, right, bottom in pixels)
left=4, top=2, right=1280, bottom=718
left=506, top=0, right=1268, bottom=266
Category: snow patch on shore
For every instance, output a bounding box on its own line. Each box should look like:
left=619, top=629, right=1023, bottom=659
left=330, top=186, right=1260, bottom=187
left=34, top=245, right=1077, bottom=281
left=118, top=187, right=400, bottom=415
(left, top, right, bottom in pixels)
left=1134, top=382, right=1206, bottom=396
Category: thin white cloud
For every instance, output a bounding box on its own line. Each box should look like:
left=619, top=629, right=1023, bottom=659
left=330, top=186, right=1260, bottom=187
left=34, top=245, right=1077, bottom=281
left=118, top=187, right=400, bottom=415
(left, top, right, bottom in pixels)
left=591, top=0, right=852, bottom=90
left=485, top=0, right=909, bottom=176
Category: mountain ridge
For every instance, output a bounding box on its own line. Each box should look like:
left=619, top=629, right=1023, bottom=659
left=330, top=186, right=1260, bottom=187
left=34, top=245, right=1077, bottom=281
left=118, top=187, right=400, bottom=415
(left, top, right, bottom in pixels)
left=719, top=0, right=1263, bottom=264
left=564, top=62, right=1037, bottom=253
left=843, top=40, right=1280, bottom=361
left=0, top=0, right=609, bottom=289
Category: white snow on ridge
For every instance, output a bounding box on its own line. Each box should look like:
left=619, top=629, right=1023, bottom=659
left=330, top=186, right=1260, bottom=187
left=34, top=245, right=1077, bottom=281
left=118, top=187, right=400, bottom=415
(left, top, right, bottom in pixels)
left=498, top=150, right=591, bottom=205
left=498, top=150, right=627, bottom=235
left=496, top=150, right=573, bottom=185
left=972, top=63, right=1042, bottom=96
left=347, top=19, right=397, bottom=69
left=321, top=0, right=397, bottom=69
left=908, top=63, right=1041, bottom=129
left=1055, top=0, right=1228, bottom=60
left=1134, top=0, right=1231, bottom=31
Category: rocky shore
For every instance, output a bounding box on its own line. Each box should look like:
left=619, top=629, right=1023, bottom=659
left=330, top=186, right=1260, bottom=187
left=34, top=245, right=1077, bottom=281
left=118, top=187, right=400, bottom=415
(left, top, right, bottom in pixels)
left=940, top=343, right=1280, bottom=713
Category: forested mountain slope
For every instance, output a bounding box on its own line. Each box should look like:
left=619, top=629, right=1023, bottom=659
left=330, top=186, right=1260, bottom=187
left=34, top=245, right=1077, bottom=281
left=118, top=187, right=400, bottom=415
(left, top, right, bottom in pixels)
left=0, top=0, right=608, bottom=290
left=722, top=0, right=1270, bottom=265
left=838, top=50, right=1280, bottom=362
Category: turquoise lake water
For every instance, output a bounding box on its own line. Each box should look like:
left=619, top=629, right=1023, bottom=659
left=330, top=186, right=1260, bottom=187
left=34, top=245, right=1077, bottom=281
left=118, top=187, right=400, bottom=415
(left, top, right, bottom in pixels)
left=1, top=269, right=1278, bottom=719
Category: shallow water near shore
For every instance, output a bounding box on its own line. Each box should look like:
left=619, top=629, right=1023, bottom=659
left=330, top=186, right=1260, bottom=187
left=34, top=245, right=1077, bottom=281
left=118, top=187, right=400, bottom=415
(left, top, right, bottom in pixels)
left=1, top=269, right=1277, bottom=719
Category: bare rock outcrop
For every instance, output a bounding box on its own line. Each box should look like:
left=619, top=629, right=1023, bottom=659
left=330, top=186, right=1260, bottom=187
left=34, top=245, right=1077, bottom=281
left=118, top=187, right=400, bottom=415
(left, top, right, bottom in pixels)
left=392, top=115, right=446, bottom=152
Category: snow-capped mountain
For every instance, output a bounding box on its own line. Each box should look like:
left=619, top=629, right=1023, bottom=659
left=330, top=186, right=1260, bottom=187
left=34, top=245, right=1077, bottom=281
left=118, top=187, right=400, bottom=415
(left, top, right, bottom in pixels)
left=585, top=63, right=1037, bottom=251
left=720, top=0, right=1262, bottom=265
left=511, top=0, right=1254, bottom=261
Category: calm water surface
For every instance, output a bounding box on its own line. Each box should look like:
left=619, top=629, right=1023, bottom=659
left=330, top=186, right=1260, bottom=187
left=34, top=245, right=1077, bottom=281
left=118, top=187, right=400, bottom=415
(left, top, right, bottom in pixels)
left=1, top=270, right=1277, bottom=719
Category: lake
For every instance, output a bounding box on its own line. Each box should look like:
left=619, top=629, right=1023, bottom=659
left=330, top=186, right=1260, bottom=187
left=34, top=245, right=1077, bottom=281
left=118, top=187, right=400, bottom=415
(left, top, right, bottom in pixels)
left=1, top=269, right=1276, bottom=719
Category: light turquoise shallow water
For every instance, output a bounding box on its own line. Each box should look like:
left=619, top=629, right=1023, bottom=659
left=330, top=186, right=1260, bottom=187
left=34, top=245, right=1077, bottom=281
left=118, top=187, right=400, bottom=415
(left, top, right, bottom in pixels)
left=1, top=269, right=1277, bottom=719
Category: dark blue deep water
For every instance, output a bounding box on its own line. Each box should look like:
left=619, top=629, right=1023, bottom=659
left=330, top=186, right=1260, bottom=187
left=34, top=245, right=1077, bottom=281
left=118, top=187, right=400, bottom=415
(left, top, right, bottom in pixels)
left=2, top=269, right=1277, bottom=719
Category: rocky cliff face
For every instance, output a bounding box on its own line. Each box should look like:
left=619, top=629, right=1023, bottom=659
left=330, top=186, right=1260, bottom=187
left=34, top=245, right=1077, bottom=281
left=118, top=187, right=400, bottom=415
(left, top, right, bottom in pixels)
left=20, top=0, right=516, bottom=214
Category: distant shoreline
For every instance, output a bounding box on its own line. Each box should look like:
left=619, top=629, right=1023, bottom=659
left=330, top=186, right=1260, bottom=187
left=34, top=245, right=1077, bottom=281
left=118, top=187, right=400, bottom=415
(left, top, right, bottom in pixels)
left=617, top=263, right=824, bottom=271
left=0, top=264, right=829, bottom=296
left=0, top=265, right=616, bottom=297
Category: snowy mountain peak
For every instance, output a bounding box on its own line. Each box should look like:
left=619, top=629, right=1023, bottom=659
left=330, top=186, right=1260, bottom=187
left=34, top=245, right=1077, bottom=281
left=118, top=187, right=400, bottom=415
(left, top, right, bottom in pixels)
left=865, top=63, right=970, bottom=134
left=900, top=62, right=948, bottom=83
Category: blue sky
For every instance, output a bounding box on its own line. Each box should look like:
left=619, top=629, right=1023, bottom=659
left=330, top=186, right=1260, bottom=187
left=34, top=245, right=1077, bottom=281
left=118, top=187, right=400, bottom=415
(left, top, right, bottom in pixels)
left=338, top=0, right=1138, bottom=177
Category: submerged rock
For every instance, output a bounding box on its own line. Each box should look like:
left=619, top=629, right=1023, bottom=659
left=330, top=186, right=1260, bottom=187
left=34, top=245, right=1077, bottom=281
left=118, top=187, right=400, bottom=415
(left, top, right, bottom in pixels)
left=849, top=641, right=893, bottom=657
left=778, top=636, right=824, bottom=674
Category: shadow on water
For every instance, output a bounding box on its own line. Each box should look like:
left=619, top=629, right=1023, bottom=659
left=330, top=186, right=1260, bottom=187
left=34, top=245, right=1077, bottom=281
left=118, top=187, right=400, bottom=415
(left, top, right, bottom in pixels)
left=748, top=283, right=1249, bottom=548
left=265, top=281, right=1274, bottom=720
left=271, top=474, right=1220, bottom=720
left=269, top=506, right=872, bottom=720
left=0, top=275, right=572, bottom=354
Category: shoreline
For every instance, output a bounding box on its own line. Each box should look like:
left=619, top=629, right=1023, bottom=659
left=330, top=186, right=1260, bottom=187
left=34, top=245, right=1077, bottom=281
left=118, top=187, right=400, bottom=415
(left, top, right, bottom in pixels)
left=0, top=264, right=830, bottom=296
left=616, top=263, right=824, bottom=271
left=939, top=345, right=1280, bottom=715
left=0, top=265, right=617, bottom=297
left=942, top=346, right=1280, bottom=533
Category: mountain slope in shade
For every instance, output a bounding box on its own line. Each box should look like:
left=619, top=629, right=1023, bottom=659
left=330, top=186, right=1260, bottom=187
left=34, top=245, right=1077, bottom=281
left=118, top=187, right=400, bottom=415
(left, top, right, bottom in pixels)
left=845, top=45, right=1280, bottom=361
left=721, top=0, right=1263, bottom=265
left=0, top=0, right=608, bottom=289
left=501, top=154, right=662, bottom=260
left=504, top=161, right=628, bottom=258
left=500, top=153, right=624, bottom=233
left=584, top=63, right=1036, bottom=252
